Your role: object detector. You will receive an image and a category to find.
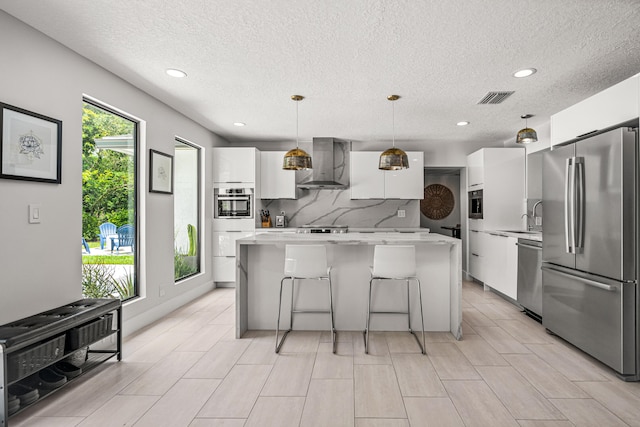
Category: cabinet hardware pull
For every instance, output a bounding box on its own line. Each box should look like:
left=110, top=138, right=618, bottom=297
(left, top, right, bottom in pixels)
left=576, top=130, right=598, bottom=139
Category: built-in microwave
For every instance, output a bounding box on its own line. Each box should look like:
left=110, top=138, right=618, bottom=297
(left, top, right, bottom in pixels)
left=468, top=189, right=483, bottom=219
left=214, top=187, right=253, bottom=218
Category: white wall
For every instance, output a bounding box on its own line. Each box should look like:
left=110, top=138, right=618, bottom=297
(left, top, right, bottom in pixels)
left=0, top=11, right=227, bottom=330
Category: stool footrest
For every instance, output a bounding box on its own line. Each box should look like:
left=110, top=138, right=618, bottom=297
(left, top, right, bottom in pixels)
left=369, top=310, right=410, bottom=315
left=291, top=310, right=331, bottom=314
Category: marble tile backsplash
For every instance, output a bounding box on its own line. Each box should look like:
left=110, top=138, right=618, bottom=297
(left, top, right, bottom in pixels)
left=259, top=189, right=420, bottom=228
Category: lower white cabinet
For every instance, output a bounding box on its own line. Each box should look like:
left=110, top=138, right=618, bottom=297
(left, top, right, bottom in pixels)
left=484, top=233, right=518, bottom=300
left=213, top=231, right=254, bottom=282
left=468, top=230, right=486, bottom=282
left=213, top=256, right=237, bottom=282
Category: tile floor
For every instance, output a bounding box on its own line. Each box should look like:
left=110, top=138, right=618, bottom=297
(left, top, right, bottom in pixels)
left=9, top=280, right=640, bottom=426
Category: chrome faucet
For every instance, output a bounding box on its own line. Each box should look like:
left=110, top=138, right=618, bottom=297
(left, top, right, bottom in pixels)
left=532, top=200, right=543, bottom=217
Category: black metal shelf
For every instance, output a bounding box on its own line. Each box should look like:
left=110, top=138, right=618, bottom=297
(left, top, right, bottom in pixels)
left=0, top=299, right=122, bottom=426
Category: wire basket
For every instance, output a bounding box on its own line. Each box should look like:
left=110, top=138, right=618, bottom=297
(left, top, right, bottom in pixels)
left=66, top=313, right=114, bottom=351
left=7, top=334, right=66, bottom=382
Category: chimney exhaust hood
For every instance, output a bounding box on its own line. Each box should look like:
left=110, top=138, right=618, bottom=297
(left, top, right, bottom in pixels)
left=297, top=137, right=349, bottom=190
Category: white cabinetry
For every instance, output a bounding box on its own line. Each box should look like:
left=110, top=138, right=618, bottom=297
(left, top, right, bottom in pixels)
left=466, top=149, right=484, bottom=189
left=466, top=148, right=524, bottom=286
left=213, top=147, right=258, bottom=183
left=350, top=151, right=424, bottom=199
left=466, top=148, right=525, bottom=230
left=350, top=152, right=385, bottom=199
left=212, top=231, right=254, bottom=282
left=484, top=233, right=518, bottom=300
left=550, top=74, right=639, bottom=147
left=213, top=147, right=258, bottom=283
left=259, top=151, right=298, bottom=199
left=468, top=229, right=486, bottom=282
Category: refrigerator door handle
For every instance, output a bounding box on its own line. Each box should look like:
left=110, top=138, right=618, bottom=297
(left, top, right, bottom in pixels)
left=542, top=266, right=616, bottom=291
left=564, top=158, right=573, bottom=253
left=575, top=157, right=585, bottom=251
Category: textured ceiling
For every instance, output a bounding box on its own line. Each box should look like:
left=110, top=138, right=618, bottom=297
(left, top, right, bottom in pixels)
left=1, top=0, right=640, bottom=149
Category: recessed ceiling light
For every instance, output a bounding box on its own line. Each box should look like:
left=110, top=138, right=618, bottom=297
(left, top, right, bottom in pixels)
left=233, top=122, right=246, bottom=127
left=166, top=68, right=187, bottom=78
left=457, top=121, right=470, bottom=126
left=513, top=68, right=537, bottom=78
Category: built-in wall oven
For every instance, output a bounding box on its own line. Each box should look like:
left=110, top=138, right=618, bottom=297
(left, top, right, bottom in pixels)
left=468, top=189, right=483, bottom=219
left=214, top=187, right=253, bottom=218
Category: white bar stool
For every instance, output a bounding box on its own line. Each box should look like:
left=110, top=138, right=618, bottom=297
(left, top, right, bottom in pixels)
left=275, top=245, right=337, bottom=354
left=363, top=245, right=425, bottom=354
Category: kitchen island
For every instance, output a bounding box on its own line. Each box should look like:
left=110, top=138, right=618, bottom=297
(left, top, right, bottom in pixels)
left=235, top=232, right=462, bottom=340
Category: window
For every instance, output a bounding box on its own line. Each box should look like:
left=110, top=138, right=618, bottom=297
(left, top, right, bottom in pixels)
left=174, top=138, right=201, bottom=281
left=81, top=100, right=138, bottom=300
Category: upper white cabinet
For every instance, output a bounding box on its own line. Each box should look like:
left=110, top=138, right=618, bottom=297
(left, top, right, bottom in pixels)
left=466, top=148, right=525, bottom=230
left=550, top=74, right=639, bottom=147
left=213, top=147, right=258, bottom=183
left=385, top=152, right=424, bottom=198
left=350, top=152, right=385, bottom=199
left=259, top=151, right=298, bottom=199
left=466, top=149, right=484, bottom=188
left=350, top=151, right=424, bottom=199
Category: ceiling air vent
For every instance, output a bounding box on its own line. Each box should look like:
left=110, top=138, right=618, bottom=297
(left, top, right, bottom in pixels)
left=477, top=91, right=515, bottom=104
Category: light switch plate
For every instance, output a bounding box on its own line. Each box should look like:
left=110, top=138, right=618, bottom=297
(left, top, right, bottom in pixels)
left=29, top=204, right=41, bottom=224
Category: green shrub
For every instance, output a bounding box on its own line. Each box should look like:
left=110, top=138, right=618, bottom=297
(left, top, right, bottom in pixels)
left=113, top=269, right=135, bottom=299
left=82, top=263, right=116, bottom=298
left=175, top=252, right=197, bottom=280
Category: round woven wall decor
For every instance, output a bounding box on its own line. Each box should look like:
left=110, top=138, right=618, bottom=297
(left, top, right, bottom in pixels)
left=421, top=184, right=455, bottom=220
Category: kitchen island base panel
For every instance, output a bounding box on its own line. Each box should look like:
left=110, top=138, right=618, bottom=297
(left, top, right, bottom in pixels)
left=236, top=235, right=461, bottom=340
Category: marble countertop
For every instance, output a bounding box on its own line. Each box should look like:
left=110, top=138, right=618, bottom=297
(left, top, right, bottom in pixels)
left=486, top=229, right=543, bottom=242
left=238, top=231, right=458, bottom=245
left=255, top=227, right=430, bottom=233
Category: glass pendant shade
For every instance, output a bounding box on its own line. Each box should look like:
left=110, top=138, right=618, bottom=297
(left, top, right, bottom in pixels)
left=283, top=147, right=312, bottom=170
left=379, top=94, right=409, bottom=170
left=379, top=147, right=409, bottom=170
left=283, top=94, right=312, bottom=170
left=516, top=114, right=538, bottom=144
left=516, top=127, right=538, bottom=143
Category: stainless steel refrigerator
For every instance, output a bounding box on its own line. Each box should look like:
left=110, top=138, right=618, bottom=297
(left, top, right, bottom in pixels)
left=542, top=126, right=638, bottom=379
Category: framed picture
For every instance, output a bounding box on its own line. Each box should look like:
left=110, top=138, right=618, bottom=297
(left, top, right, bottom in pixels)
left=149, top=149, right=173, bottom=194
left=1, top=102, right=62, bottom=183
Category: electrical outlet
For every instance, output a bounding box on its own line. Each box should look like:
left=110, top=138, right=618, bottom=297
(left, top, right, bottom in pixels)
left=159, top=289, right=166, bottom=297
left=397, top=209, right=406, bottom=218
left=535, top=217, right=542, bottom=226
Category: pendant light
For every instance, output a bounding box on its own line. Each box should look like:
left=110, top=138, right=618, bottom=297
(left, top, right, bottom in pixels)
left=283, top=95, right=312, bottom=170
left=379, top=95, right=409, bottom=170
left=516, top=114, right=538, bottom=144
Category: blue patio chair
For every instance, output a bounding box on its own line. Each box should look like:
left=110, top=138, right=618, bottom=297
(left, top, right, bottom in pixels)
left=111, top=224, right=135, bottom=252
left=98, top=222, right=117, bottom=250
left=82, top=237, right=90, bottom=253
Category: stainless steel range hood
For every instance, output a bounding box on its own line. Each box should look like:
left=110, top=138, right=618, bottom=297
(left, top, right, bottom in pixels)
left=297, top=137, right=349, bottom=189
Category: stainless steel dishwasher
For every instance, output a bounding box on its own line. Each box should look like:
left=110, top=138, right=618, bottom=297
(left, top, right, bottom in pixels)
left=516, top=238, right=542, bottom=321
